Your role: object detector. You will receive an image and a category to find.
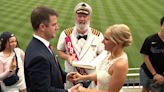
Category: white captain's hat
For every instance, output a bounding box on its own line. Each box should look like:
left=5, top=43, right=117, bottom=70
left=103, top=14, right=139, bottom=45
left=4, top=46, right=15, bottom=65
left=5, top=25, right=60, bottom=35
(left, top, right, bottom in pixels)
left=74, top=2, right=92, bottom=15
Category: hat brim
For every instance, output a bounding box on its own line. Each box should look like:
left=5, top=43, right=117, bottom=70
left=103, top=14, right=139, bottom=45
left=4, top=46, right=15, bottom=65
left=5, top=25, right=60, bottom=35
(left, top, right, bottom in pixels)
left=76, top=10, right=89, bottom=15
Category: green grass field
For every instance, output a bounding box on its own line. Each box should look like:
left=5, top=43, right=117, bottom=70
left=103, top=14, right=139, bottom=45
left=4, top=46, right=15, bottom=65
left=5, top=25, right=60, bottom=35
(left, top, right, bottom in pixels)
left=0, top=0, right=163, bottom=69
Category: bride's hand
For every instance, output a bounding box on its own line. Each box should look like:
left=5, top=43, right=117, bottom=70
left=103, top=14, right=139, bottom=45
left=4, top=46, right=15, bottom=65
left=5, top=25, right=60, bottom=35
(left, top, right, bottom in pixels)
left=72, top=72, right=83, bottom=81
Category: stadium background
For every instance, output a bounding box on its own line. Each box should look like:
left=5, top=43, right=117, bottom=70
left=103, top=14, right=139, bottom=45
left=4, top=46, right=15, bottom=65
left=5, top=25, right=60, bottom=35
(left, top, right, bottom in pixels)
left=0, top=0, right=163, bottom=70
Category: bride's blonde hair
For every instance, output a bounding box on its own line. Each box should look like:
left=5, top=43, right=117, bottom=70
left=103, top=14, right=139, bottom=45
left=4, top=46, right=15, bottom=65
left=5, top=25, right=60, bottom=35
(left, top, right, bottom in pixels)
left=105, top=24, right=133, bottom=47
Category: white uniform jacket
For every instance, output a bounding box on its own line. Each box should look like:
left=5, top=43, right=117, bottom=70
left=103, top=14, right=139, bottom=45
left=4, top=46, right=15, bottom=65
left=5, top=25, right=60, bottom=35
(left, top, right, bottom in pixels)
left=57, top=26, right=104, bottom=74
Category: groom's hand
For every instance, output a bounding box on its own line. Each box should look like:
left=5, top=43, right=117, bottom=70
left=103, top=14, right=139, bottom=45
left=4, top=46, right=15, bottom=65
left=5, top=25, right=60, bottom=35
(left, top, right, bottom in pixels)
left=67, top=72, right=77, bottom=83
left=69, top=84, right=80, bottom=92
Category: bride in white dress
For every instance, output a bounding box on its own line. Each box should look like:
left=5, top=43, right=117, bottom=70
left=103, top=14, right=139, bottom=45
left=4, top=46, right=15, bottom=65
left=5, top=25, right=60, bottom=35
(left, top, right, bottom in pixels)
left=70, top=24, right=133, bottom=92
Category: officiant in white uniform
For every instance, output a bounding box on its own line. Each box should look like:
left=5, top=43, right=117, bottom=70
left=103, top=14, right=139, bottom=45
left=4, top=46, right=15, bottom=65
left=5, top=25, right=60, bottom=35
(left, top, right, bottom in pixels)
left=57, top=2, right=104, bottom=89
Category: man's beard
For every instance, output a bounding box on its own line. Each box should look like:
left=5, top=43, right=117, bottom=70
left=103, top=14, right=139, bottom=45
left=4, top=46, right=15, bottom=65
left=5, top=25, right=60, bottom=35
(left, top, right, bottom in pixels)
left=75, top=21, right=90, bottom=32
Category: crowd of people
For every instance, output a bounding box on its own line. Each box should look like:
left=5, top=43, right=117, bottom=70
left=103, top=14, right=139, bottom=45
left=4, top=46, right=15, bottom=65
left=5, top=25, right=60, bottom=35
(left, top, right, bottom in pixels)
left=0, top=1, right=163, bottom=92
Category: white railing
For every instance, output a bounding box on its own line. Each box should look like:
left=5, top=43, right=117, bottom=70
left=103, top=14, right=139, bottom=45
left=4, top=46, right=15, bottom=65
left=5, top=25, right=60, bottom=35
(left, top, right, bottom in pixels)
left=122, top=68, right=142, bottom=92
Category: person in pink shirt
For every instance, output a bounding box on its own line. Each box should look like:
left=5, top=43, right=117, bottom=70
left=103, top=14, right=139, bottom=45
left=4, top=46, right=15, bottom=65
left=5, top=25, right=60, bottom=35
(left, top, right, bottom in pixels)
left=0, top=32, right=26, bottom=92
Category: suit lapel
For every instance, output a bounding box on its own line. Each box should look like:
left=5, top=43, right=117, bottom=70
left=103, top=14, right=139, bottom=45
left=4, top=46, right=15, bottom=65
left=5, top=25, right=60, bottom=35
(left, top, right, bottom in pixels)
left=49, top=50, right=60, bottom=69
left=35, top=37, right=60, bottom=70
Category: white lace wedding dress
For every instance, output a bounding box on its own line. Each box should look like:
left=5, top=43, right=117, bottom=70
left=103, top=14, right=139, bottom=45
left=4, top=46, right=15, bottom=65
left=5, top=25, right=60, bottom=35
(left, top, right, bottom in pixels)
left=96, top=52, right=128, bottom=92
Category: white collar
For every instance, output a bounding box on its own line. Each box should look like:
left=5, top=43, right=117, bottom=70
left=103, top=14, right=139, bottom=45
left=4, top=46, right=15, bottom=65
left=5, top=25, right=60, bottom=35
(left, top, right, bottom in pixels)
left=33, top=34, right=50, bottom=48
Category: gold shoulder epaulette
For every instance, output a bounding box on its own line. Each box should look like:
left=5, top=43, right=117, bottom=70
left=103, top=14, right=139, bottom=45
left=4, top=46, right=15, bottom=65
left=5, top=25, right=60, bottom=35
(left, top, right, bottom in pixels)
left=91, top=28, right=100, bottom=36
left=64, top=27, right=73, bottom=36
